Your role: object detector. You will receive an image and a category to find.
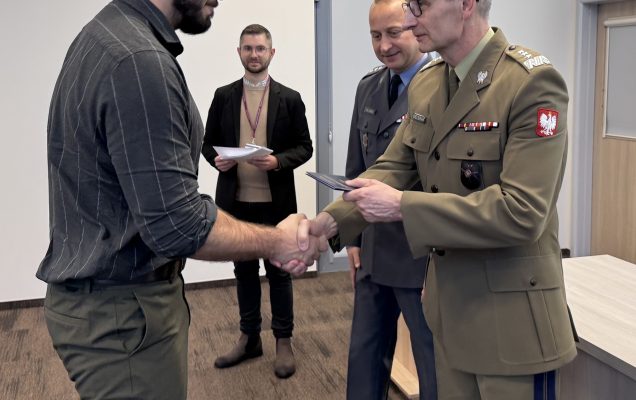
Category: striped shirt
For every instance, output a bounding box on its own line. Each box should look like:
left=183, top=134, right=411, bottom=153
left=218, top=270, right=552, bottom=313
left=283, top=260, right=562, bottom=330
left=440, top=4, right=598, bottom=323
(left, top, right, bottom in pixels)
left=36, top=0, right=217, bottom=283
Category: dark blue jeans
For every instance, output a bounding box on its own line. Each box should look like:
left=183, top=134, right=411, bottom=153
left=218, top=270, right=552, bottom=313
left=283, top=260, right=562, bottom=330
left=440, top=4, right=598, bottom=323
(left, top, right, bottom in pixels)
left=231, top=201, right=294, bottom=339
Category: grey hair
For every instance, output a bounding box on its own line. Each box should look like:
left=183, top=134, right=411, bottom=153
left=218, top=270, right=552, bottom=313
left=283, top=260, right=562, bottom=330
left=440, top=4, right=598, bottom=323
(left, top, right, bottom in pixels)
left=372, top=0, right=402, bottom=5
left=476, top=0, right=492, bottom=19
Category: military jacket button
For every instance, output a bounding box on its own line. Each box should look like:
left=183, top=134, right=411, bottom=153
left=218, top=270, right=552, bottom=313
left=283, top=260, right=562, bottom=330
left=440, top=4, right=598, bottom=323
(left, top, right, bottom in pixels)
left=467, top=148, right=474, bottom=157
left=431, top=184, right=439, bottom=193
left=434, top=150, right=440, bottom=160
left=410, top=138, right=416, bottom=144
left=529, top=277, right=537, bottom=287
left=383, top=132, right=389, bottom=138
left=509, top=45, right=517, bottom=50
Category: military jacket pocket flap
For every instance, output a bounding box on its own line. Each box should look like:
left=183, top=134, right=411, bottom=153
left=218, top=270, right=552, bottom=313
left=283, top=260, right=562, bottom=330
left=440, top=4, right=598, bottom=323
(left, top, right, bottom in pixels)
left=447, top=131, right=501, bottom=160
left=486, top=254, right=562, bottom=292
left=402, top=117, right=434, bottom=153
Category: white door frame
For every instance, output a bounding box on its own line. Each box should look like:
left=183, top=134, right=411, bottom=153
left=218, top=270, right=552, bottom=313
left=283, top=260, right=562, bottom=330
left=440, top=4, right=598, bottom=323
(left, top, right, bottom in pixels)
left=571, top=0, right=623, bottom=256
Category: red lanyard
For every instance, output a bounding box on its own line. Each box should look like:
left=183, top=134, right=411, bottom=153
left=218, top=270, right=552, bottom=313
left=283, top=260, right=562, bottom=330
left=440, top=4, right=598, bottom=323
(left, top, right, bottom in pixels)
left=242, top=78, right=270, bottom=143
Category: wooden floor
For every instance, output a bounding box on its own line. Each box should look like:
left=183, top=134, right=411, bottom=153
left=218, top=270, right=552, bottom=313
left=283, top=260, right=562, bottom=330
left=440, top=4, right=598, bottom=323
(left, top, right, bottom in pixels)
left=0, top=271, right=409, bottom=400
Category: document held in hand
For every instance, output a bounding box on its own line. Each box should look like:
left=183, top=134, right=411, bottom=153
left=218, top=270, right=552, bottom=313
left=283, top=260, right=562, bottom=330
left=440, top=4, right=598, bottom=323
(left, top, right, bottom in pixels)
left=306, top=172, right=355, bottom=191
left=213, top=143, right=273, bottom=161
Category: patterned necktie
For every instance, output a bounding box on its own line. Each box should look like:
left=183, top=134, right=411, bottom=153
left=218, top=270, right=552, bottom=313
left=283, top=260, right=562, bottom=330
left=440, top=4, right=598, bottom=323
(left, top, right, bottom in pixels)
left=448, top=68, right=459, bottom=105
left=388, top=74, right=402, bottom=108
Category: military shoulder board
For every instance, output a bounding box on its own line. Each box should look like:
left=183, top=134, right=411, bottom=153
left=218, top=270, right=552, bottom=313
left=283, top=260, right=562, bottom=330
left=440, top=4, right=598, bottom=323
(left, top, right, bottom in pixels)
left=363, top=65, right=387, bottom=79
left=506, top=44, right=552, bottom=72
left=419, top=57, right=444, bottom=73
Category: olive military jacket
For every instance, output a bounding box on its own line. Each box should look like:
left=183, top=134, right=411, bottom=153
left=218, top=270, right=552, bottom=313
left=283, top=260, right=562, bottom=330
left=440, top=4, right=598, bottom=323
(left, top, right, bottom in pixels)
left=325, top=28, right=577, bottom=375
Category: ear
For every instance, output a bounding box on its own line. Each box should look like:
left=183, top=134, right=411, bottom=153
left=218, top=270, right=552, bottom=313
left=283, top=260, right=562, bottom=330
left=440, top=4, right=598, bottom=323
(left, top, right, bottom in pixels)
left=236, top=47, right=241, bottom=57
left=461, top=0, right=478, bottom=18
left=270, top=48, right=276, bottom=58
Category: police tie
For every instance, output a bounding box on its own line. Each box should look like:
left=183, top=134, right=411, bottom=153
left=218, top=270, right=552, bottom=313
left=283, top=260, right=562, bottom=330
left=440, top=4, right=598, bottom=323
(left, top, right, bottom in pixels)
left=447, top=68, right=459, bottom=105
left=388, top=73, right=402, bottom=108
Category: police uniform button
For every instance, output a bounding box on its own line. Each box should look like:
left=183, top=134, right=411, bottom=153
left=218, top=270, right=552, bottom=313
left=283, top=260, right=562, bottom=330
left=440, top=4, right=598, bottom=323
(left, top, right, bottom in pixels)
left=434, top=150, right=440, bottom=160
left=529, top=277, right=537, bottom=287
left=431, top=184, right=439, bottom=193
left=383, top=132, right=389, bottom=138
left=467, top=148, right=474, bottom=157
left=509, top=45, right=517, bottom=50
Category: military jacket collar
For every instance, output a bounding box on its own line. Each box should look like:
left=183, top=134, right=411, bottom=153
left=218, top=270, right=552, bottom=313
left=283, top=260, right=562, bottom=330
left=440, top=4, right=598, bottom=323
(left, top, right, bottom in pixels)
left=368, top=54, right=433, bottom=134
left=428, top=28, right=507, bottom=151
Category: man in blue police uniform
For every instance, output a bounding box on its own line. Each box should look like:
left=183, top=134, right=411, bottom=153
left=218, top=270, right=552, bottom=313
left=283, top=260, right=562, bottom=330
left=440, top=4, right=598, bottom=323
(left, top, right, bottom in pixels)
left=343, top=1, right=436, bottom=399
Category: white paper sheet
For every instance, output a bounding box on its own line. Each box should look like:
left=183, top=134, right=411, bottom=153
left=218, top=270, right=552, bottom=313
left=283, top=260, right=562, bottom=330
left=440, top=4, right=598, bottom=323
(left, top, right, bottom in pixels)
left=213, top=144, right=273, bottom=161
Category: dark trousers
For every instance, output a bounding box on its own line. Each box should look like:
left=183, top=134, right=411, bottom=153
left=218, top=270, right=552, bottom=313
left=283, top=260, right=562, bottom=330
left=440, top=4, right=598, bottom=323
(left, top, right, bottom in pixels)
left=347, top=276, right=437, bottom=400
left=44, top=275, right=190, bottom=400
left=231, top=201, right=294, bottom=338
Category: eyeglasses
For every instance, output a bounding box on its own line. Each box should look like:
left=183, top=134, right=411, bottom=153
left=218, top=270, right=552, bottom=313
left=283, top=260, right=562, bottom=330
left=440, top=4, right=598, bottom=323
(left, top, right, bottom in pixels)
left=402, top=0, right=423, bottom=17
left=240, top=45, right=270, bottom=55
left=402, top=0, right=478, bottom=17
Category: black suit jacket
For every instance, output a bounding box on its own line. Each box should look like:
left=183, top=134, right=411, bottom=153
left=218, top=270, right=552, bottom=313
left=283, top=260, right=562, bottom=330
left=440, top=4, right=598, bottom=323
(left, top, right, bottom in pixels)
left=202, top=78, right=312, bottom=222
left=346, top=57, right=432, bottom=288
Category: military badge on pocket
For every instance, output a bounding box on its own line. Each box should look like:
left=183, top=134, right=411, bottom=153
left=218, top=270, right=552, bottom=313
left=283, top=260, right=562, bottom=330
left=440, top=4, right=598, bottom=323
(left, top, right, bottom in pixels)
left=460, top=160, right=483, bottom=190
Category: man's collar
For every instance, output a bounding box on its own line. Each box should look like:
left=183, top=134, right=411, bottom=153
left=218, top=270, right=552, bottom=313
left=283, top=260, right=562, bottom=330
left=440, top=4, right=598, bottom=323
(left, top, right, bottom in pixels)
left=454, top=27, right=495, bottom=82
left=391, top=54, right=431, bottom=87
left=118, top=0, right=184, bottom=56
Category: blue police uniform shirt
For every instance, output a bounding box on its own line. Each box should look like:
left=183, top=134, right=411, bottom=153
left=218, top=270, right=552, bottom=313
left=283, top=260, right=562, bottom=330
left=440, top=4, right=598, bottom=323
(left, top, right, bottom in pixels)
left=389, top=54, right=434, bottom=97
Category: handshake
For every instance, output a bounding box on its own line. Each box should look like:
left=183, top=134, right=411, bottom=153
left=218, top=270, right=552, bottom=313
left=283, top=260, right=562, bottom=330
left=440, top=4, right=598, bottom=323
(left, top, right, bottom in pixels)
left=268, top=178, right=404, bottom=275
left=270, top=212, right=338, bottom=276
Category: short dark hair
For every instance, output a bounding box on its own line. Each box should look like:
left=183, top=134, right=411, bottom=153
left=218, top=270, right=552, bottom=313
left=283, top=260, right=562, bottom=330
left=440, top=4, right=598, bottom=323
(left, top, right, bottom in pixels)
left=240, top=24, right=272, bottom=43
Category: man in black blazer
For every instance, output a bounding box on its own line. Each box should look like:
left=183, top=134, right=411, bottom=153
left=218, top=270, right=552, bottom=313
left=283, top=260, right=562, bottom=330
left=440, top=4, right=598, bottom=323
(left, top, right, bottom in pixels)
left=344, top=1, right=436, bottom=398
left=202, top=24, right=312, bottom=379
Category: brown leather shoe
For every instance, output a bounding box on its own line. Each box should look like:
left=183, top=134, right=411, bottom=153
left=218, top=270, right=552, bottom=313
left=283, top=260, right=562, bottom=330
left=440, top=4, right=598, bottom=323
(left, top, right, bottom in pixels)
left=214, top=333, right=263, bottom=369
left=274, top=338, right=296, bottom=379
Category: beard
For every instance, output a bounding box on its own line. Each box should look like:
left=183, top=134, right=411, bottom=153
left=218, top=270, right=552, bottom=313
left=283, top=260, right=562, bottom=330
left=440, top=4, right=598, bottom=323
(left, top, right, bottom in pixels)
left=175, top=0, right=212, bottom=34
left=241, top=59, right=271, bottom=75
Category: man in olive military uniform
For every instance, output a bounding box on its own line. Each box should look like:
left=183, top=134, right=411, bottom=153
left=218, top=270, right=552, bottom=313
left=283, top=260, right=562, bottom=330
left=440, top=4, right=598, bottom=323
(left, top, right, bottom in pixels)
left=291, top=0, right=578, bottom=399
left=343, top=1, right=436, bottom=399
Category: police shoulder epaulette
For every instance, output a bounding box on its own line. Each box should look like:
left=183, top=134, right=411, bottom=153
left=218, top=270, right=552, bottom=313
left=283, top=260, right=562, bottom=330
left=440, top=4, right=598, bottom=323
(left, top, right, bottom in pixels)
left=362, top=65, right=387, bottom=79
left=505, top=44, right=552, bottom=72
left=418, top=57, right=444, bottom=73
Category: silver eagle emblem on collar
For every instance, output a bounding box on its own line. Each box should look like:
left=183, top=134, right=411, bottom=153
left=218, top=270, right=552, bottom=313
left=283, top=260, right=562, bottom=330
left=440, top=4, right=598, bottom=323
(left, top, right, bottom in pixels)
left=477, top=71, right=488, bottom=85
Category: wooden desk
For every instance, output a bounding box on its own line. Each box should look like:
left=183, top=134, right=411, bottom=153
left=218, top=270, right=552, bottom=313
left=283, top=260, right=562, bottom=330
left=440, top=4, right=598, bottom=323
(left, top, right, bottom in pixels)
left=391, top=255, right=636, bottom=399
left=560, top=255, right=636, bottom=399
left=391, top=315, right=419, bottom=399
